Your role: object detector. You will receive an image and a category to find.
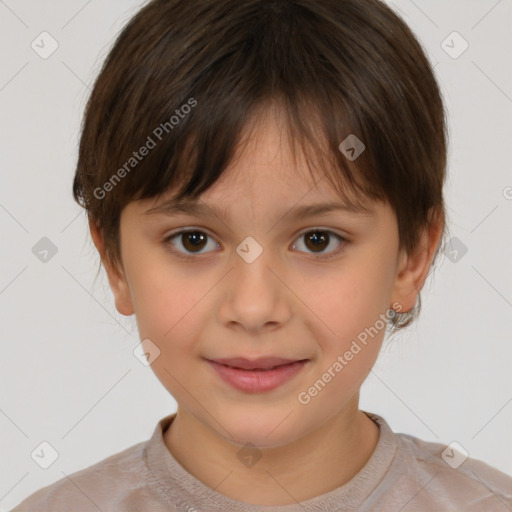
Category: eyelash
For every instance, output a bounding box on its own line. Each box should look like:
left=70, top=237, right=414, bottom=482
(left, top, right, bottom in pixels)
left=162, top=228, right=349, bottom=261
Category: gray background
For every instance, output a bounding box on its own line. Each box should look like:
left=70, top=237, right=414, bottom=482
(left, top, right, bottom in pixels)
left=1, top=0, right=511, bottom=509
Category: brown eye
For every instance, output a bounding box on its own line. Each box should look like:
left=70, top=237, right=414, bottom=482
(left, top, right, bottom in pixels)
left=293, top=230, right=346, bottom=258
left=165, top=230, right=220, bottom=258
left=164, top=228, right=347, bottom=261
left=304, top=231, right=329, bottom=252
left=181, top=231, right=208, bottom=252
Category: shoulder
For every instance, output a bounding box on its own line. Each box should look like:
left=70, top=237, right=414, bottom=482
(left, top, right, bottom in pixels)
left=390, top=429, right=512, bottom=511
left=10, top=439, right=156, bottom=512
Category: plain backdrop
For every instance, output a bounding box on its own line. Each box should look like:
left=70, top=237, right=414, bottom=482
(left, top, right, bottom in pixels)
left=1, top=0, right=511, bottom=509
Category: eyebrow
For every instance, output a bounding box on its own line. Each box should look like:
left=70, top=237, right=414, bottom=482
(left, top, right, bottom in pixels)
left=144, top=198, right=376, bottom=222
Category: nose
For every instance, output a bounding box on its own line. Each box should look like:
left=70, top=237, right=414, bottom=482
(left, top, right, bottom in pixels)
left=216, top=245, right=292, bottom=333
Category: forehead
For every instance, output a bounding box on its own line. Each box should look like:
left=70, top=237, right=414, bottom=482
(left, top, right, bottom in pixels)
left=194, top=104, right=369, bottom=203
left=134, top=102, right=382, bottom=222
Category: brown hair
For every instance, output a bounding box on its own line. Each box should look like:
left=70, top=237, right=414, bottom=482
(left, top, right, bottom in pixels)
left=72, top=0, right=449, bottom=333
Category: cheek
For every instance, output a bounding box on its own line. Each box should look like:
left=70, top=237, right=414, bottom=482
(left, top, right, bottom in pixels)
left=305, top=268, right=388, bottom=332
left=131, top=269, right=211, bottom=400
left=127, top=261, right=207, bottom=349
left=295, top=258, right=392, bottom=367
left=295, top=272, right=387, bottom=409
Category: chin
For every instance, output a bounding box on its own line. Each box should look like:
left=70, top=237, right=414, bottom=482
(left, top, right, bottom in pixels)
left=213, top=406, right=307, bottom=450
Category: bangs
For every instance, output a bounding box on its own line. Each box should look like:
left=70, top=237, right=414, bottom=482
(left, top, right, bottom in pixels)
left=120, top=93, right=385, bottom=217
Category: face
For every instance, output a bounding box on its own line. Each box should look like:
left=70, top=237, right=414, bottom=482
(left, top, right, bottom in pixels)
left=92, top=107, right=434, bottom=449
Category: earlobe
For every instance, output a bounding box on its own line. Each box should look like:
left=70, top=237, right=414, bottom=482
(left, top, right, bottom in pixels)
left=88, top=216, right=135, bottom=317
left=391, top=212, right=444, bottom=313
left=391, top=233, right=429, bottom=313
left=110, top=280, right=135, bottom=317
left=105, top=265, right=135, bottom=317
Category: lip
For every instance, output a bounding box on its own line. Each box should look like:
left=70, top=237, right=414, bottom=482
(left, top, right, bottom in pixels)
left=209, top=356, right=303, bottom=370
left=206, top=357, right=309, bottom=393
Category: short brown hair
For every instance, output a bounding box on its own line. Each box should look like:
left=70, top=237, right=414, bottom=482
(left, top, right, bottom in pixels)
left=73, top=0, right=449, bottom=333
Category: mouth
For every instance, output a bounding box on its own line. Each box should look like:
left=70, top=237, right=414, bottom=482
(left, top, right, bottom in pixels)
left=207, top=356, right=309, bottom=371
left=205, top=357, right=310, bottom=393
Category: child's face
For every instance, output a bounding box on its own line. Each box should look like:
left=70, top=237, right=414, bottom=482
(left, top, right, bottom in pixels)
left=94, top=108, right=427, bottom=448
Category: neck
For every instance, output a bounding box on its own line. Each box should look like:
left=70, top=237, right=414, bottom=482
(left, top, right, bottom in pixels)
left=163, top=400, right=380, bottom=506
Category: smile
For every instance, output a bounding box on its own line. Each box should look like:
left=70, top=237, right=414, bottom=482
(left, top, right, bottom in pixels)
left=206, top=359, right=309, bottom=393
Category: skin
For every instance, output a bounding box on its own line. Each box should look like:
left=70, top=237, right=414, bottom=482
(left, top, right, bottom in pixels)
left=90, top=105, right=443, bottom=506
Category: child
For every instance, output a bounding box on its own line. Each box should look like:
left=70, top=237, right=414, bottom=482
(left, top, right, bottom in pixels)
left=13, top=0, right=512, bottom=510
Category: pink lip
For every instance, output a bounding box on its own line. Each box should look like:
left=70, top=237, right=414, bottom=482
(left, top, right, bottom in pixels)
left=209, top=356, right=302, bottom=370
left=206, top=358, right=309, bottom=393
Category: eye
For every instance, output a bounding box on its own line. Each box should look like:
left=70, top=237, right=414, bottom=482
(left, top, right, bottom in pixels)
left=163, top=228, right=347, bottom=260
left=164, top=229, right=220, bottom=259
left=291, top=229, right=347, bottom=259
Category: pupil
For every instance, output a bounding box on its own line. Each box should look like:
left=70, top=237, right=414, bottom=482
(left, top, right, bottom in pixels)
left=183, top=232, right=206, bottom=251
left=306, top=231, right=328, bottom=252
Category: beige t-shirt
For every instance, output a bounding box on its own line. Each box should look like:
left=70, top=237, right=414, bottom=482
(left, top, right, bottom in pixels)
left=11, top=411, right=512, bottom=511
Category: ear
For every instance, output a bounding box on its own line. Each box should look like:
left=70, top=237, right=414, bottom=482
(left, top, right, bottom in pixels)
left=391, top=209, right=444, bottom=313
left=88, top=216, right=135, bottom=316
